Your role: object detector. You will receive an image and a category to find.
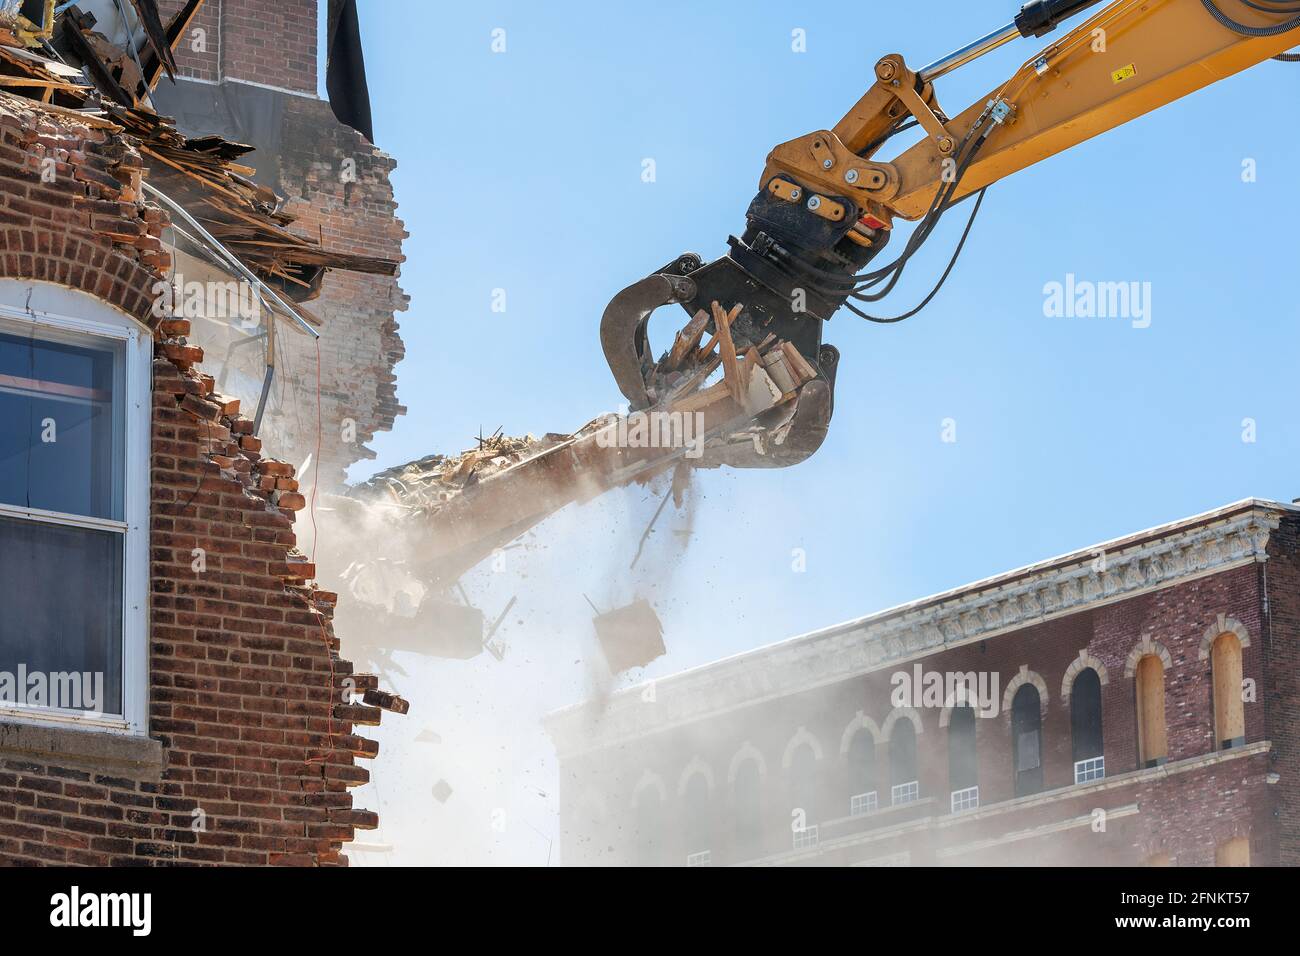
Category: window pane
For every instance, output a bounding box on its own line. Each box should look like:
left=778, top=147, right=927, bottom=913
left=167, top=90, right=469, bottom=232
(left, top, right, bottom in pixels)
left=0, top=329, right=122, bottom=520
left=0, top=515, right=123, bottom=715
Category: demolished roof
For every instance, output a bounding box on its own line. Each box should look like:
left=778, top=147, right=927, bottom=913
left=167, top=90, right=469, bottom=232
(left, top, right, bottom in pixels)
left=0, top=0, right=398, bottom=301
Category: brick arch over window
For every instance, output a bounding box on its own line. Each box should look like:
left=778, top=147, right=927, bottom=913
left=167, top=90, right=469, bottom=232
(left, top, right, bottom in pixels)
left=630, top=770, right=668, bottom=809
left=727, top=742, right=768, bottom=784
left=1001, top=665, right=1049, bottom=720
left=880, top=706, right=924, bottom=740
left=1123, top=638, right=1173, bottom=677
left=839, top=711, right=882, bottom=754
left=677, top=756, right=715, bottom=797
left=1061, top=650, right=1110, bottom=702
left=0, top=236, right=163, bottom=329
left=781, top=727, right=825, bottom=768
left=1198, top=614, right=1252, bottom=662
left=939, top=685, right=985, bottom=728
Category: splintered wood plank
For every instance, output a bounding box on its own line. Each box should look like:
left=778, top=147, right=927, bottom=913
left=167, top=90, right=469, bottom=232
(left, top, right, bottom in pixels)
left=712, top=300, right=746, bottom=403
left=665, top=310, right=709, bottom=370
left=780, top=340, right=818, bottom=385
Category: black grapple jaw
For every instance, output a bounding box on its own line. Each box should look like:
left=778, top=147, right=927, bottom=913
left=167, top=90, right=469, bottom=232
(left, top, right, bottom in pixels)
left=599, top=243, right=843, bottom=469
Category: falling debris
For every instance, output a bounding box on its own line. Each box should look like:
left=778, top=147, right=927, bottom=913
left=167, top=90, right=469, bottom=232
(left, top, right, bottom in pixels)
left=591, top=599, right=666, bottom=674
left=431, top=779, right=454, bottom=805
left=417, top=599, right=485, bottom=660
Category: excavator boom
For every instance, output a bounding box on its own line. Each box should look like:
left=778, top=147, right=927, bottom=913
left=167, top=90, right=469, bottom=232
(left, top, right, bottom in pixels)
left=601, top=0, right=1300, bottom=469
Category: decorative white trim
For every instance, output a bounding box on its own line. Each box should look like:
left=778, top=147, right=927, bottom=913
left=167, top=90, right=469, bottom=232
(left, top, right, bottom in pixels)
left=1199, top=614, right=1251, bottom=662
left=1061, top=650, right=1110, bottom=702
left=839, top=711, right=882, bottom=753
left=630, top=770, right=667, bottom=809
left=546, top=500, right=1288, bottom=758
left=881, top=706, right=924, bottom=739
left=677, top=756, right=714, bottom=796
left=727, top=741, right=768, bottom=784
left=781, top=726, right=824, bottom=768
left=1001, top=665, right=1049, bottom=718
left=1124, top=638, right=1173, bottom=678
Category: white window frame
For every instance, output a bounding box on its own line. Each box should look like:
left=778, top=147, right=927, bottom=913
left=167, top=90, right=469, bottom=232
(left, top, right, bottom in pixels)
left=792, top=824, right=819, bottom=851
left=0, top=281, right=151, bottom=736
left=1074, top=755, right=1105, bottom=784
left=950, top=785, right=980, bottom=813
left=850, top=790, right=878, bottom=817
left=891, top=780, right=919, bottom=806
left=685, top=849, right=711, bottom=867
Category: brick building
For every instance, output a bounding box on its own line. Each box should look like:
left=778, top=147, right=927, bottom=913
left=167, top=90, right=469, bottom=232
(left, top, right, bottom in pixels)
left=546, top=499, right=1300, bottom=867
left=0, top=1, right=403, bottom=865
left=152, top=0, right=409, bottom=490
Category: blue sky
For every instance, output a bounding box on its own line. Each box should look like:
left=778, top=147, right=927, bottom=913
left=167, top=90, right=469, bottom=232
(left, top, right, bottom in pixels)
left=356, top=0, right=1298, bottom=656
left=346, top=0, right=1299, bottom=864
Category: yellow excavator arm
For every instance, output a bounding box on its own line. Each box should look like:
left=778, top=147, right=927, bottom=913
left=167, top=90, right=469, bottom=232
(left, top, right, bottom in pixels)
left=600, top=0, right=1300, bottom=469
left=784, top=0, right=1300, bottom=223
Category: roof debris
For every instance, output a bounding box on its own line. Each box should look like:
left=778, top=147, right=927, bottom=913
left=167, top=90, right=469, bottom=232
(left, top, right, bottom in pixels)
left=0, top=0, right=399, bottom=299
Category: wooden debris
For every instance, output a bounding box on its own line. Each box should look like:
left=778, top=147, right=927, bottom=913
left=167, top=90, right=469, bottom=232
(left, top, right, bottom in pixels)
left=665, top=309, right=709, bottom=370
left=0, top=4, right=399, bottom=295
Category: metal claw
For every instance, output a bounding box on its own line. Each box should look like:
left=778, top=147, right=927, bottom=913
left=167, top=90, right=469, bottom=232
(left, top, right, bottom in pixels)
left=600, top=271, right=695, bottom=410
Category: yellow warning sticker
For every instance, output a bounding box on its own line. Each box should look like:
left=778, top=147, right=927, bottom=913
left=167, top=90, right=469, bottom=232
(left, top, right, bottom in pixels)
left=1112, top=63, right=1137, bottom=84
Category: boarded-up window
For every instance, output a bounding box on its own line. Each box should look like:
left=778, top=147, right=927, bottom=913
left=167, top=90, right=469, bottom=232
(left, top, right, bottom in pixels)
left=1136, top=655, right=1168, bottom=767
left=1211, top=633, right=1245, bottom=750
left=1215, top=836, right=1250, bottom=867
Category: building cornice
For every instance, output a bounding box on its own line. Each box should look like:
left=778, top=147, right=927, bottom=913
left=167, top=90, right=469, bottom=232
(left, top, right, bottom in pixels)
left=545, top=499, right=1291, bottom=758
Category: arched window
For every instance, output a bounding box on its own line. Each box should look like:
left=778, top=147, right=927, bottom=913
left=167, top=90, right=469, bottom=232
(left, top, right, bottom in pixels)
left=1011, top=684, right=1043, bottom=796
left=1070, top=668, right=1105, bottom=783
left=789, top=743, right=819, bottom=849
left=635, top=787, right=663, bottom=866
left=1211, top=632, right=1245, bottom=750
left=948, top=705, right=978, bottom=811
left=846, top=730, right=877, bottom=815
left=732, top=760, right=763, bottom=861
left=1135, top=655, right=1168, bottom=768
left=683, top=773, right=711, bottom=865
left=789, top=743, right=818, bottom=818
left=889, top=720, right=919, bottom=805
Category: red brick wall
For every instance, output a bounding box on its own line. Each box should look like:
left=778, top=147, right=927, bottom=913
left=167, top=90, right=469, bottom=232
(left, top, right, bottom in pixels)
left=1265, top=518, right=1300, bottom=863
left=159, top=0, right=318, bottom=93
left=155, top=0, right=409, bottom=490
left=559, top=544, right=1288, bottom=866
left=0, top=95, right=388, bottom=865
left=273, top=96, right=408, bottom=488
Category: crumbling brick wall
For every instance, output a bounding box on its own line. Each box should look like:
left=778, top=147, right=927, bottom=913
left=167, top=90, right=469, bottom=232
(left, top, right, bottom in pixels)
left=154, top=0, right=408, bottom=489
left=274, top=96, right=408, bottom=488
left=0, top=95, right=389, bottom=865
